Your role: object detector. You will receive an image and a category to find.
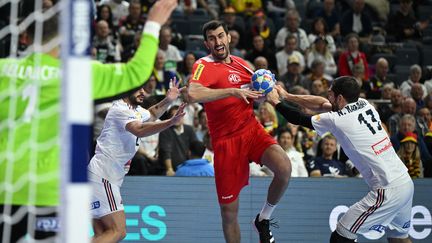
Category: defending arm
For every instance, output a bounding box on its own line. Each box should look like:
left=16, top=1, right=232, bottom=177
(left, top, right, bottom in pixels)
left=275, top=102, right=314, bottom=130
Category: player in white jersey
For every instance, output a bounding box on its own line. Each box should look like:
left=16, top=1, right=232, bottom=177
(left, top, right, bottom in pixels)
left=266, top=76, right=414, bottom=243
left=88, top=79, right=185, bottom=243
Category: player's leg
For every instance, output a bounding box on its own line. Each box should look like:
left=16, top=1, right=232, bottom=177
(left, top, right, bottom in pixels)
left=220, top=199, right=240, bottom=243
left=92, top=210, right=126, bottom=243
left=250, top=127, right=291, bottom=243
left=329, top=224, right=357, bottom=242
left=386, top=181, right=414, bottom=243
left=259, top=144, right=291, bottom=207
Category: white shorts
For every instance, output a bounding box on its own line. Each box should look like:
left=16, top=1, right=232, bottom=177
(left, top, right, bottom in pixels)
left=339, top=180, right=414, bottom=238
left=89, top=174, right=124, bottom=219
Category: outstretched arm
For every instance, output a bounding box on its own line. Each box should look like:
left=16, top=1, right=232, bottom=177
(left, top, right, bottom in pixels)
left=126, top=103, right=186, bottom=137
left=274, top=85, right=332, bottom=112
left=266, top=89, right=314, bottom=130
left=187, top=82, right=262, bottom=104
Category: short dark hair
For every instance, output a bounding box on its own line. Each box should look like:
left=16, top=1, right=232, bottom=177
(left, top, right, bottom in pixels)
left=189, top=140, right=206, bottom=158
left=331, top=76, right=360, bottom=103
left=168, top=105, right=180, bottom=118
left=27, top=13, right=59, bottom=44
left=202, top=20, right=228, bottom=41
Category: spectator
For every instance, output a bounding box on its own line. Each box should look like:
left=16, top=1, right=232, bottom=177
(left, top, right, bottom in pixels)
left=258, top=101, right=278, bottom=136
left=92, top=20, right=121, bottom=63
left=195, top=109, right=208, bottom=142
left=228, top=29, right=245, bottom=57
left=411, top=83, right=426, bottom=110
left=340, top=0, right=373, bottom=41
left=277, top=128, right=308, bottom=177
left=397, top=132, right=424, bottom=178
left=159, top=25, right=183, bottom=73
left=391, top=114, right=432, bottom=177
left=386, top=0, right=429, bottom=42
left=222, top=7, right=246, bottom=49
left=202, top=131, right=214, bottom=164
left=266, top=0, right=295, bottom=14
left=314, top=0, right=341, bottom=38
left=278, top=55, right=308, bottom=91
left=158, top=105, right=199, bottom=176
left=338, top=33, right=369, bottom=80
left=275, top=34, right=305, bottom=76
left=388, top=97, right=428, bottom=136
left=100, top=0, right=130, bottom=27
left=310, top=79, right=327, bottom=97
left=231, top=0, right=262, bottom=16
left=253, top=56, right=269, bottom=70
left=176, top=141, right=214, bottom=176
left=306, top=36, right=337, bottom=76
left=118, top=0, right=145, bottom=54
left=248, top=9, right=276, bottom=49
left=152, top=50, right=181, bottom=94
left=307, top=135, right=348, bottom=177
left=400, top=64, right=426, bottom=98
left=275, top=9, right=310, bottom=52
left=417, top=107, right=432, bottom=131
left=308, top=17, right=336, bottom=54
left=245, top=35, right=277, bottom=71
left=197, top=0, right=227, bottom=19
left=304, top=59, right=333, bottom=91
left=363, top=58, right=395, bottom=99
left=177, top=52, right=197, bottom=84
left=175, top=0, right=197, bottom=15
left=95, top=4, right=117, bottom=39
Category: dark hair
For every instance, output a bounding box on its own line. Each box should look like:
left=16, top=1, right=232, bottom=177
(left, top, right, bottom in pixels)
left=312, top=17, right=328, bottom=35
left=277, top=127, right=293, bottom=139
left=202, top=20, right=229, bottom=41
left=331, top=76, right=360, bottom=103
left=344, top=32, right=360, bottom=43
left=96, top=5, right=114, bottom=30
left=168, top=105, right=180, bottom=117
left=28, top=13, right=59, bottom=44
left=189, top=140, right=206, bottom=158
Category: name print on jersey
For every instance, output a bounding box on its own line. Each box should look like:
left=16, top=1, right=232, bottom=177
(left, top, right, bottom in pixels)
left=337, top=99, right=367, bottom=116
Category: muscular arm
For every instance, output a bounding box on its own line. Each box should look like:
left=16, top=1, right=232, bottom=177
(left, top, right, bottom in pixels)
left=147, top=97, right=172, bottom=121
left=275, top=102, right=314, bottom=130
left=126, top=119, right=174, bottom=138
left=275, top=85, right=332, bottom=112
left=187, top=82, right=262, bottom=104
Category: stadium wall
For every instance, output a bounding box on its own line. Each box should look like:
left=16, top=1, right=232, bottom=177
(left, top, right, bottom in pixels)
left=118, top=177, right=432, bottom=243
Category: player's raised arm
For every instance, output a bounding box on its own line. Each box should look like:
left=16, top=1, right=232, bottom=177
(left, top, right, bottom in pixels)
left=273, top=85, right=332, bottom=112
left=187, top=82, right=262, bottom=104
left=148, top=78, right=185, bottom=121
left=91, top=0, right=178, bottom=100
left=126, top=103, right=186, bottom=137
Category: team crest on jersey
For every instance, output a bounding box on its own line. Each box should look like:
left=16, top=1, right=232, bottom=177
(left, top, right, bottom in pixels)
left=193, top=64, right=205, bottom=80
left=228, top=73, right=241, bottom=84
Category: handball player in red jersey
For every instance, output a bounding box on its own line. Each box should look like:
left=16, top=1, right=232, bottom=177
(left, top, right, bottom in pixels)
left=187, top=20, right=292, bottom=243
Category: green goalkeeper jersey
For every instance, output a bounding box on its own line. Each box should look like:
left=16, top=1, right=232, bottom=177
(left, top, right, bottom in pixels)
left=0, top=31, right=159, bottom=206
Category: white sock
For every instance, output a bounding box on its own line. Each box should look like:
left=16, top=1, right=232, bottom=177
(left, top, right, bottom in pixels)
left=259, top=201, right=276, bottom=221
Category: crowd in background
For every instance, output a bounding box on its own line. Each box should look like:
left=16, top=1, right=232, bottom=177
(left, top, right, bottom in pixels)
left=73, top=0, right=432, bottom=178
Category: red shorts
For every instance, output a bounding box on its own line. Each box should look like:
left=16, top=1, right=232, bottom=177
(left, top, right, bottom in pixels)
left=212, top=122, right=277, bottom=204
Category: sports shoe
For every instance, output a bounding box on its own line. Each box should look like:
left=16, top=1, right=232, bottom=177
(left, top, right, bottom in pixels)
left=253, top=214, right=278, bottom=243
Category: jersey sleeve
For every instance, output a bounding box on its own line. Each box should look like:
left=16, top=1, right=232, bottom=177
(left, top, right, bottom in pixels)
left=189, top=59, right=214, bottom=87
left=110, top=106, right=141, bottom=131
left=91, top=23, right=160, bottom=100
left=139, top=108, right=151, bottom=122
left=311, top=112, right=335, bottom=137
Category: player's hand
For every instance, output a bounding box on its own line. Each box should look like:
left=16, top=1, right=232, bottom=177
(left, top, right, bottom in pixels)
left=169, top=103, right=186, bottom=125
left=147, top=0, right=178, bottom=25
left=266, top=89, right=281, bottom=106
left=274, top=84, right=289, bottom=99
left=166, top=77, right=186, bottom=102
left=232, top=88, right=263, bottom=104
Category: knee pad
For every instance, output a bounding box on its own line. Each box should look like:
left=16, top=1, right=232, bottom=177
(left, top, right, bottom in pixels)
left=330, top=231, right=357, bottom=243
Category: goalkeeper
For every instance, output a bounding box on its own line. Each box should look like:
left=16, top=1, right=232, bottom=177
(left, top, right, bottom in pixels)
left=0, top=0, right=178, bottom=241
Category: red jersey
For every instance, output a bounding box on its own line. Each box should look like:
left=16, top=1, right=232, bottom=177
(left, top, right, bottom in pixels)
left=190, top=55, right=257, bottom=140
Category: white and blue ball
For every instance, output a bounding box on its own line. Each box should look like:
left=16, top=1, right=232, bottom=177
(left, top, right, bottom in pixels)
left=251, top=69, right=275, bottom=95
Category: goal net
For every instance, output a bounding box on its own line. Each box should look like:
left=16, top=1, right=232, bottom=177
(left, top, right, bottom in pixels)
left=0, top=0, right=92, bottom=242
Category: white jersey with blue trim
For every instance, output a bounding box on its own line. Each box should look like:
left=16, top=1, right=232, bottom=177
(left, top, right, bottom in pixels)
left=311, top=98, right=410, bottom=189
left=88, top=99, right=151, bottom=186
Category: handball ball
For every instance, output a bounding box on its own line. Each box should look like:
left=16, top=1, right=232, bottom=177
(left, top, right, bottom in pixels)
left=251, top=69, right=275, bottom=95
